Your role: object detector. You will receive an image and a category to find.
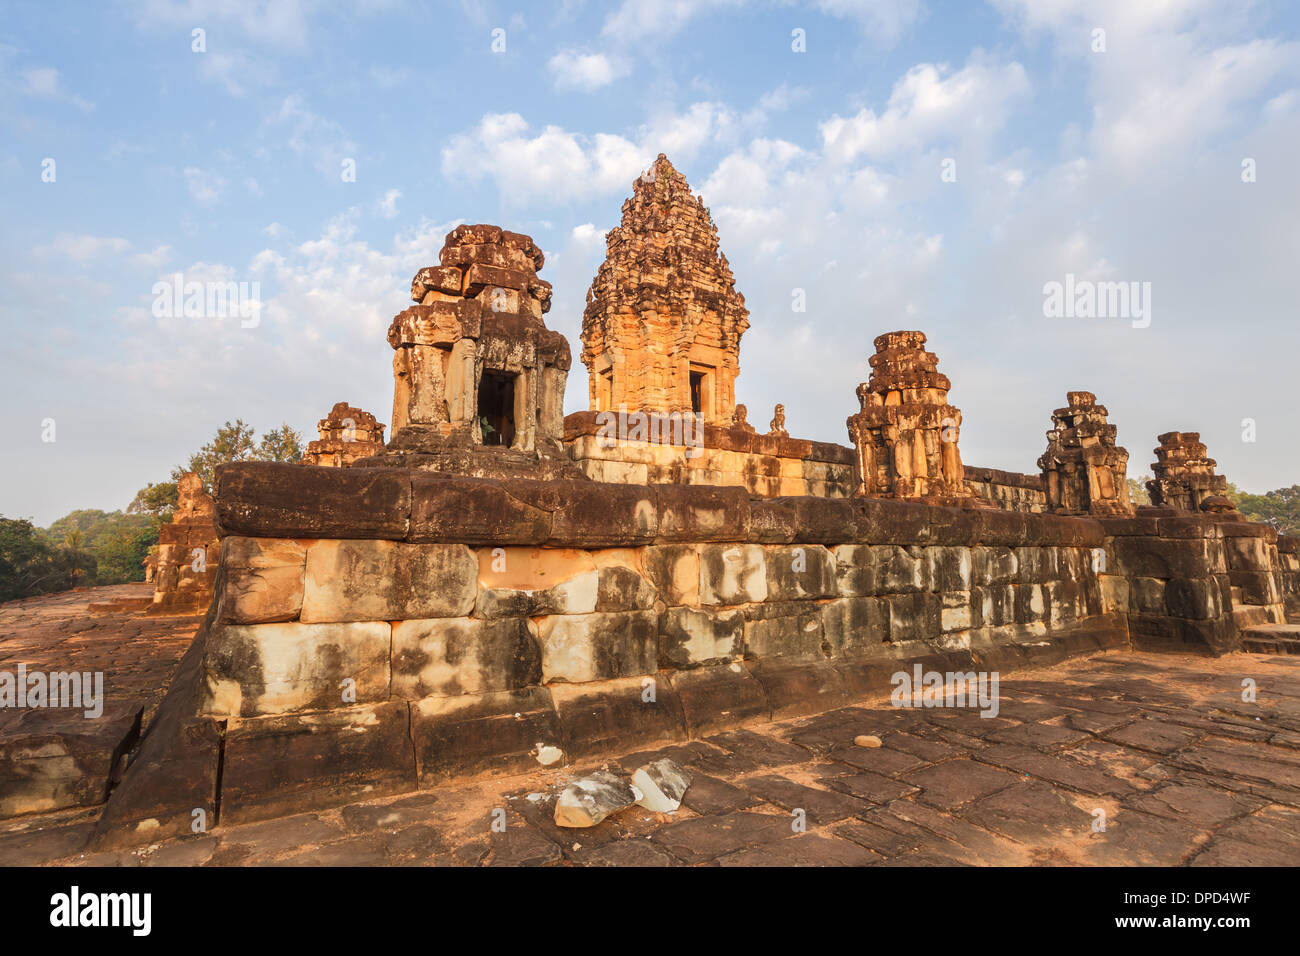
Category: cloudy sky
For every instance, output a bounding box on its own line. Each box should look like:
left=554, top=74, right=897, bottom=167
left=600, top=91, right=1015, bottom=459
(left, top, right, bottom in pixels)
left=2, top=0, right=1298, bottom=525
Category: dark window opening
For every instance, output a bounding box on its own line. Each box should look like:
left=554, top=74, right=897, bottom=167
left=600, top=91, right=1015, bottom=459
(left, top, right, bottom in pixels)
left=689, top=370, right=704, bottom=414
left=478, top=371, right=515, bottom=447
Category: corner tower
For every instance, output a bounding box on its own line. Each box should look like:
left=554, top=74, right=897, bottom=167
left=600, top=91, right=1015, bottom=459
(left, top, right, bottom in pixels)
left=580, top=154, right=749, bottom=423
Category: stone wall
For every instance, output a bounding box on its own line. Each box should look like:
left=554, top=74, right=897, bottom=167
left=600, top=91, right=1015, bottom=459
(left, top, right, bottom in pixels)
left=94, top=460, right=1300, bottom=845
left=1279, top=535, right=1300, bottom=618
left=1098, top=507, right=1286, bottom=654
left=964, top=466, right=1046, bottom=514
left=563, top=411, right=856, bottom=498
left=565, top=411, right=1048, bottom=512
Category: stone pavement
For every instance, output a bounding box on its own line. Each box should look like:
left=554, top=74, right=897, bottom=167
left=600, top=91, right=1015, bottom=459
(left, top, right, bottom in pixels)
left=0, top=585, right=200, bottom=819
left=2, top=599, right=1296, bottom=864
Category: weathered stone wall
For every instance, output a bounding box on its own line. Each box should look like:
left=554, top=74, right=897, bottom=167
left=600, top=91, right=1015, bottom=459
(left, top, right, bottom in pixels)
left=1278, top=535, right=1300, bottom=618
left=565, top=412, right=1047, bottom=511
left=563, top=411, right=855, bottom=497
left=964, top=466, right=1046, bottom=514
left=96, top=461, right=1296, bottom=842
left=150, top=462, right=1123, bottom=826
left=1098, top=507, right=1286, bottom=654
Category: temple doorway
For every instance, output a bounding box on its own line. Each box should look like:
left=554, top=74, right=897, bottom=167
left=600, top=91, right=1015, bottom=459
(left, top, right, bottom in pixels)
left=478, top=370, right=516, bottom=447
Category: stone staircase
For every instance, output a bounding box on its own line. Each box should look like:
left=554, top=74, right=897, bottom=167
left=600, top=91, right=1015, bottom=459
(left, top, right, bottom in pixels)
left=1240, top=623, right=1300, bottom=655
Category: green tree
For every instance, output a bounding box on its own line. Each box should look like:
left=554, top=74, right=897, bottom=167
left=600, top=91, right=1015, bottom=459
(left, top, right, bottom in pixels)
left=1127, top=475, right=1152, bottom=507
left=1229, top=484, right=1300, bottom=536
left=128, top=481, right=178, bottom=521
left=43, top=509, right=162, bottom=585
left=172, top=419, right=257, bottom=491
left=1, top=517, right=97, bottom=603
left=256, top=423, right=305, bottom=463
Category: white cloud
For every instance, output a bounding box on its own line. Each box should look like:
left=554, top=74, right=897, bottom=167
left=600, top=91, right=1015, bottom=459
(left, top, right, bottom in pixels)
left=184, top=166, right=226, bottom=205
left=33, top=234, right=131, bottom=260
left=548, top=50, right=630, bottom=91
left=17, top=66, right=93, bottom=110
left=376, top=189, right=402, bottom=219
left=820, top=54, right=1030, bottom=162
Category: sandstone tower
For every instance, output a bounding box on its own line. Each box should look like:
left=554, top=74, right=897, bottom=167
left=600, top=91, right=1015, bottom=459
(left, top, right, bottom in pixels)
left=580, top=154, right=749, bottom=424
left=1147, top=431, right=1234, bottom=512
left=847, top=330, right=969, bottom=501
left=302, top=402, right=386, bottom=468
left=386, top=225, right=570, bottom=462
left=1037, top=391, right=1134, bottom=516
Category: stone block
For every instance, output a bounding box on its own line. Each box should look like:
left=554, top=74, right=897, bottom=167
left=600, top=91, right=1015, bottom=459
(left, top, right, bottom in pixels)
left=475, top=547, right=598, bottom=617
left=669, top=664, right=769, bottom=736
left=699, top=544, right=767, bottom=605
left=409, top=475, right=550, bottom=545
left=535, top=610, right=658, bottom=683
left=215, top=462, right=410, bottom=540
left=819, top=596, right=890, bottom=658
left=550, top=677, right=688, bottom=759
left=301, top=540, right=476, bottom=623
left=200, top=621, right=391, bottom=717
left=765, top=545, right=836, bottom=600
left=219, top=701, right=415, bottom=824
left=743, top=603, right=825, bottom=661
left=887, top=592, right=941, bottom=643
left=644, top=545, right=699, bottom=606
left=218, top=537, right=306, bottom=624
left=391, top=617, right=541, bottom=699
left=926, top=546, right=972, bottom=592
left=411, top=687, right=563, bottom=785
left=652, top=484, right=749, bottom=541
left=659, top=606, right=744, bottom=668
left=972, top=546, right=1017, bottom=586
left=593, top=560, right=657, bottom=611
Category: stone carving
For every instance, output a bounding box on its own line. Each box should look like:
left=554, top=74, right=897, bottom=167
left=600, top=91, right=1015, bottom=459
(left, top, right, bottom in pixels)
left=302, top=402, right=386, bottom=468
left=1037, top=391, right=1134, bottom=516
left=580, top=154, right=749, bottom=423
left=767, top=403, right=788, bottom=438
left=1147, top=432, right=1234, bottom=512
left=846, top=331, right=969, bottom=501
left=386, top=225, right=570, bottom=460
left=731, top=403, right=756, bottom=434
left=149, top=472, right=219, bottom=614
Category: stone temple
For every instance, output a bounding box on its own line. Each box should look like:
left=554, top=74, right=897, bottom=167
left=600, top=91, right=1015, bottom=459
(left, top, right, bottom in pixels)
left=11, top=154, right=1296, bottom=851
left=581, top=154, right=748, bottom=423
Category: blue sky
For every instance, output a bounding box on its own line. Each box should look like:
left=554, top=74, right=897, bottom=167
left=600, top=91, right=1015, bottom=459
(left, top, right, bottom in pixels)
left=2, top=0, right=1299, bottom=525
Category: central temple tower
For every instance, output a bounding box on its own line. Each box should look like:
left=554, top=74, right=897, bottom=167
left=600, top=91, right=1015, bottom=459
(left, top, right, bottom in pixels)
left=580, top=154, right=749, bottom=423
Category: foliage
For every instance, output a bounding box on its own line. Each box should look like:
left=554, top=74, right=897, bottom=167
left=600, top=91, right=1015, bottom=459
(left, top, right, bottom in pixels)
left=0, top=517, right=97, bottom=603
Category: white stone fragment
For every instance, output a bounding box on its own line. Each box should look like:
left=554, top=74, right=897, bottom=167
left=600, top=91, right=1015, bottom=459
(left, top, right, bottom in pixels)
left=631, top=758, right=692, bottom=813
left=553, top=771, right=641, bottom=828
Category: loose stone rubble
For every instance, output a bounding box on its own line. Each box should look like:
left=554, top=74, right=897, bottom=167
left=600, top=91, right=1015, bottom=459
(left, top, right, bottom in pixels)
left=554, top=771, right=642, bottom=828
left=301, top=402, right=386, bottom=468
left=1147, top=432, right=1233, bottom=513
left=1038, top=391, right=1134, bottom=516
left=632, top=759, right=691, bottom=812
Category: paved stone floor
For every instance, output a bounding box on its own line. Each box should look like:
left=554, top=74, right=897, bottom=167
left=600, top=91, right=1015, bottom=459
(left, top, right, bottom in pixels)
left=2, top=587, right=1299, bottom=866
left=0, top=584, right=198, bottom=736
